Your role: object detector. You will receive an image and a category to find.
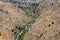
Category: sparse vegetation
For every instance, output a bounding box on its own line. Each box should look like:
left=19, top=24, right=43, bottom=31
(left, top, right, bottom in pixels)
left=15, top=26, right=26, bottom=40
left=15, top=18, right=36, bottom=40
left=25, top=12, right=31, bottom=17
left=18, top=29, right=26, bottom=40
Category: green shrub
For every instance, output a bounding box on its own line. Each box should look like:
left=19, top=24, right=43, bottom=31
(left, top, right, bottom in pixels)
left=31, top=3, right=39, bottom=6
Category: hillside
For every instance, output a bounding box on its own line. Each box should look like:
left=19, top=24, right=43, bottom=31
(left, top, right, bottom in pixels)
left=0, top=0, right=60, bottom=40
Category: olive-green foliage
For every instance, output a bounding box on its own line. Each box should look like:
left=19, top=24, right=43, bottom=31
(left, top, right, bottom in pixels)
left=15, top=18, right=35, bottom=40
left=15, top=5, right=40, bottom=40
left=26, top=12, right=32, bottom=17
left=18, top=30, right=26, bottom=40
left=31, top=3, right=39, bottom=6
left=15, top=27, right=26, bottom=40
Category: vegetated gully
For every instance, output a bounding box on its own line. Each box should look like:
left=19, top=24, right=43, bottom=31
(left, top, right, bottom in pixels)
left=15, top=3, right=40, bottom=40
left=15, top=16, right=36, bottom=40
left=15, top=6, right=40, bottom=40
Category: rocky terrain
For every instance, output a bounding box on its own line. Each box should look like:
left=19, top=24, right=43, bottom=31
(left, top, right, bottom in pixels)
left=0, top=0, right=60, bottom=40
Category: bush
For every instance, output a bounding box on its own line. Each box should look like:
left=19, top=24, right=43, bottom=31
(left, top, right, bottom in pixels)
left=0, top=32, right=1, bottom=36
